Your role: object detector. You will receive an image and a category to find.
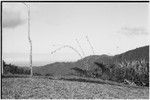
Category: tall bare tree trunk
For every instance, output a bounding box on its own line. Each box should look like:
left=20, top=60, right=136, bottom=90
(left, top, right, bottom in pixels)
left=26, top=3, right=32, bottom=77
left=2, top=60, right=3, bottom=75
left=1, top=3, right=3, bottom=75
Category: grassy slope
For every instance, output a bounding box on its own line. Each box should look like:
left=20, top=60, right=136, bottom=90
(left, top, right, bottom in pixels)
left=2, top=78, right=149, bottom=99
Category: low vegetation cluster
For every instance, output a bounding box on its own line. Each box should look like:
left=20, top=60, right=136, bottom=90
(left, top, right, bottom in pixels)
left=111, top=60, right=149, bottom=86
left=71, top=59, right=149, bottom=87
left=2, top=61, right=30, bottom=76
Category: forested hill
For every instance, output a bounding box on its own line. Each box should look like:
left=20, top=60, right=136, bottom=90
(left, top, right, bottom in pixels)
left=79, top=45, right=149, bottom=68
left=33, top=45, right=149, bottom=76
left=112, top=45, right=149, bottom=63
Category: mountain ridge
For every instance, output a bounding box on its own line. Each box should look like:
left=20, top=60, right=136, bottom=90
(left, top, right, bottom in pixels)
left=33, top=45, right=149, bottom=76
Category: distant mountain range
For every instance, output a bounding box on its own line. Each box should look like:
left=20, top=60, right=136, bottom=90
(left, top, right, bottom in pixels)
left=33, top=45, right=149, bottom=76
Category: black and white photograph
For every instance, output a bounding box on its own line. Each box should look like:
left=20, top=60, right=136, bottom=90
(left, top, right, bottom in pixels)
left=1, top=1, right=149, bottom=99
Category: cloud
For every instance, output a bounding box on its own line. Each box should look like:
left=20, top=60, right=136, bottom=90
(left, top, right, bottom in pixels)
left=2, top=3, right=26, bottom=28
left=3, top=11, right=25, bottom=28
left=118, top=27, right=149, bottom=36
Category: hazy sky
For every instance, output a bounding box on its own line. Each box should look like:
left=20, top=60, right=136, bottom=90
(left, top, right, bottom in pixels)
left=2, top=2, right=149, bottom=66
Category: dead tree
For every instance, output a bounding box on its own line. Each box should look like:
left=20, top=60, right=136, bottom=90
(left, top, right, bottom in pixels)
left=24, top=3, right=32, bottom=77
left=51, top=45, right=82, bottom=59
left=85, top=35, right=95, bottom=55
left=75, top=39, right=85, bottom=57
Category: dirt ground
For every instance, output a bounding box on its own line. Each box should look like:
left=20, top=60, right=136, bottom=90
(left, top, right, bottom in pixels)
left=2, top=78, right=149, bottom=99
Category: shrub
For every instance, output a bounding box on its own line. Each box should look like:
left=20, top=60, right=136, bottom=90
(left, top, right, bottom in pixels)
left=3, top=60, right=31, bottom=76
left=45, top=73, right=53, bottom=77
left=33, top=72, right=41, bottom=76
left=92, top=68, right=102, bottom=78
left=114, top=60, right=149, bottom=86
left=71, top=67, right=87, bottom=77
left=111, top=67, right=126, bottom=82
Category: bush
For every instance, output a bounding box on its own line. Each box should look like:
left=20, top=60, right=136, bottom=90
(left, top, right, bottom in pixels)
left=71, top=67, right=87, bottom=77
left=113, top=60, right=149, bottom=86
left=3, top=60, right=31, bottom=76
left=33, top=72, right=41, bottom=76
left=45, top=73, right=53, bottom=77
left=93, top=68, right=102, bottom=78
left=111, top=67, right=126, bottom=82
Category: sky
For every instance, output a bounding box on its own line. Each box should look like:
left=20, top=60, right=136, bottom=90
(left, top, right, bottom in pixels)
left=2, top=2, right=149, bottom=66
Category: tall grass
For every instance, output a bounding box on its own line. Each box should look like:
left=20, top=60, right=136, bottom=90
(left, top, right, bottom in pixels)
left=73, top=59, right=149, bottom=87
left=110, top=59, right=149, bottom=86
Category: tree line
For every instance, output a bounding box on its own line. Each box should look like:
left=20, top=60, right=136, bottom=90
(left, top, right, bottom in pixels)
left=2, top=60, right=30, bottom=76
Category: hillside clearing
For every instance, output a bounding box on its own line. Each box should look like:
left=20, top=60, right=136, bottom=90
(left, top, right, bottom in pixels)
left=2, top=78, right=149, bottom=99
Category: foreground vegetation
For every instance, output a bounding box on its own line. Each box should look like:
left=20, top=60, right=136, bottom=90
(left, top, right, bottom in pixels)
left=74, top=59, right=149, bottom=87
left=2, top=61, right=30, bottom=75
left=2, top=58, right=149, bottom=87
left=2, top=78, right=149, bottom=99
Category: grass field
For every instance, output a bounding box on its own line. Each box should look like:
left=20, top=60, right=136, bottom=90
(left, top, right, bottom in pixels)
left=2, top=77, right=149, bottom=99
